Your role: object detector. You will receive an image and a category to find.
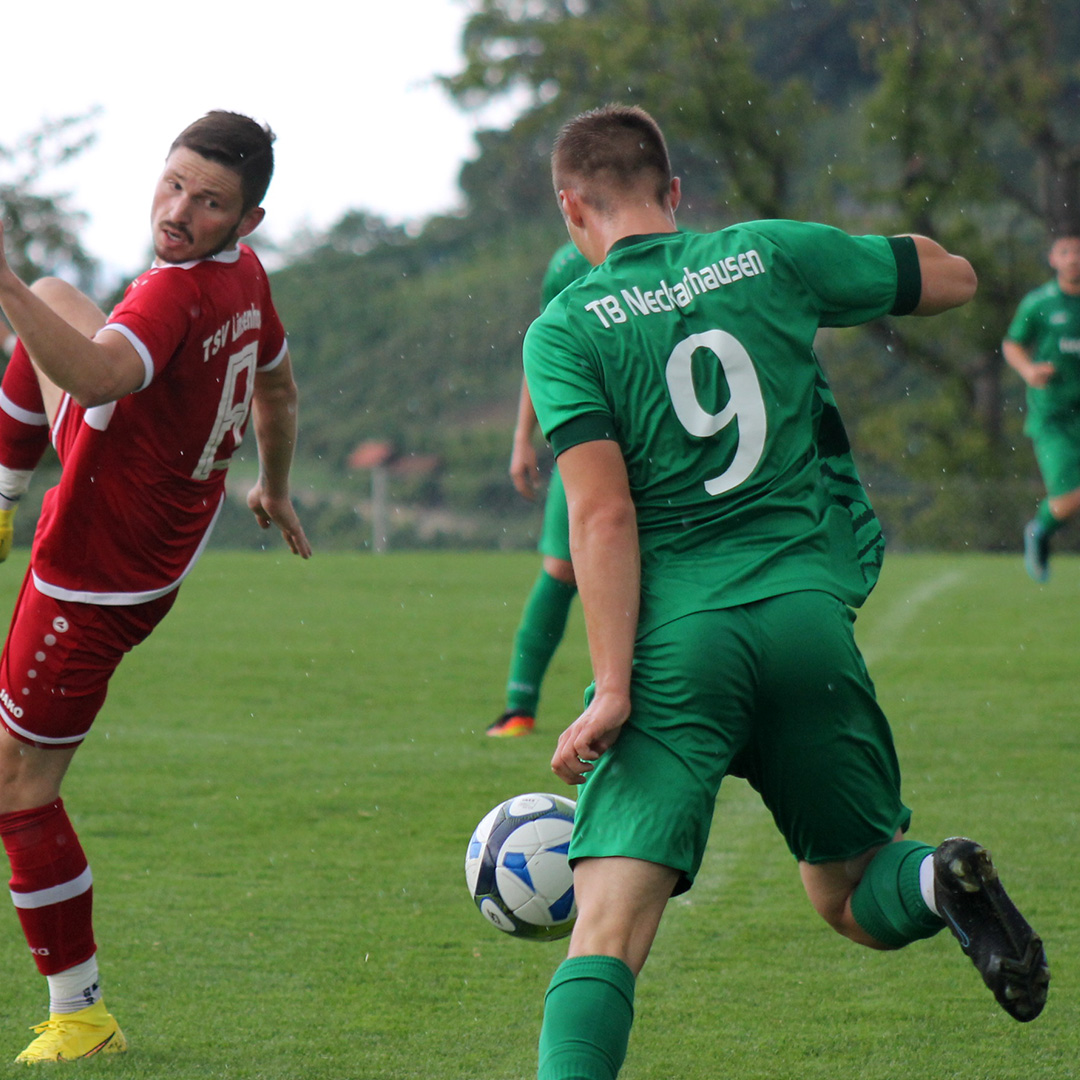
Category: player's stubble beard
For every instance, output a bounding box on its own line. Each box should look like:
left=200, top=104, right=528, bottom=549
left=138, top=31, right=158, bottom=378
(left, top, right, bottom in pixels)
left=154, top=214, right=246, bottom=265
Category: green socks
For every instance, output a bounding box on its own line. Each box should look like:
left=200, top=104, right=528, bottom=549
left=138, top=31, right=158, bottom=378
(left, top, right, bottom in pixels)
left=538, top=956, right=636, bottom=1080
left=850, top=841, right=944, bottom=947
left=506, top=570, right=577, bottom=715
left=1035, top=499, right=1064, bottom=537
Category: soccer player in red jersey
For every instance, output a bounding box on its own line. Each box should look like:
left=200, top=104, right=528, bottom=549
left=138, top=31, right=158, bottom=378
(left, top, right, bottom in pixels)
left=0, top=111, right=311, bottom=1063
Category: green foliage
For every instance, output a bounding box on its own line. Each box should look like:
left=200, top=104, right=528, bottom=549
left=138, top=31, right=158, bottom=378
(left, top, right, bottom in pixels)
left=0, top=112, right=100, bottom=291
left=0, top=550, right=1076, bottom=1077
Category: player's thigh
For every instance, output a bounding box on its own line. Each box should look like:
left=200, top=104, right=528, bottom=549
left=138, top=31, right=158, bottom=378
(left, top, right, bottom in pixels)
left=1031, top=423, right=1080, bottom=497
left=0, top=574, right=175, bottom=749
left=571, top=608, right=758, bottom=894
left=736, top=591, right=910, bottom=865
left=539, top=466, right=571, bottom=563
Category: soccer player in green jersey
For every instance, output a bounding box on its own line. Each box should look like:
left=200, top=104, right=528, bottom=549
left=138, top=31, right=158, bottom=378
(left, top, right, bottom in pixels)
left=488, top=243, right=591, bottom=737
left=522, top=105, right=1048, bottom=1080
left=1003, top=232, right=1080, bottom=582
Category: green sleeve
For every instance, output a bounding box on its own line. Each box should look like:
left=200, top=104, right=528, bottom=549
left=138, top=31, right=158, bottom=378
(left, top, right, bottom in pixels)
left=1004, top=292, right=1040, bottom=345
left=750, top=221, right=902, bottom=327
left=886, top=236, right=921, bottom=316
left=523, top=304, right=617, bottom=455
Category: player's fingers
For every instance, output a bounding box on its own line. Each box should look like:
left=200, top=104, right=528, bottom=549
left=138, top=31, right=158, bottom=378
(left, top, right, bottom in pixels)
left=511, top=473, right=537, bottom=501
left=288, top=527, right=313, bottom=559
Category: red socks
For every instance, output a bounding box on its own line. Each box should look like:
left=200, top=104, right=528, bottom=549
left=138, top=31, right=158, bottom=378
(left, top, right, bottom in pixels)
left=0, top=339, right=49, bottom=478
left=1, top=798, right=96, bottom=975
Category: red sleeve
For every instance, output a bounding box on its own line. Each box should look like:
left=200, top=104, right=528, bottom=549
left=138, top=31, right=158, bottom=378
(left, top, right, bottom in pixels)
left=104, top=267, right=199, bottom=381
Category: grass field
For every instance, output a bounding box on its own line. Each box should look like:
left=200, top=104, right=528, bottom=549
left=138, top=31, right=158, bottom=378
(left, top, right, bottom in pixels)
left=0, top=549, right=1076, bottom=1079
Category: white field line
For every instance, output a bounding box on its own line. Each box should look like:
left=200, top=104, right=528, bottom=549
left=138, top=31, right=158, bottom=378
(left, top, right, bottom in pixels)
left=857, top=567, right=969, bottom=666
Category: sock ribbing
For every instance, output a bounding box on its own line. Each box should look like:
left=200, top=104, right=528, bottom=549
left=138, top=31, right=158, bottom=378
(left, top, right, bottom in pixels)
left=538, top=956, right=635, bottom=1080
left=850, top=840, right=944, bottom=948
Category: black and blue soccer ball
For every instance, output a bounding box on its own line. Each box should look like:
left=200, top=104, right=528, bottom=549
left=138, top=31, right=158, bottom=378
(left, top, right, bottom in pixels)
left=465, top=792, right=577, bottom=941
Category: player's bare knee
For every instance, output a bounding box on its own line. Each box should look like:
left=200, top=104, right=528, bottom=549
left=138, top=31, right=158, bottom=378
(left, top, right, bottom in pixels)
left=29, top=277, right=106, bottom=337
left=544, top=556, right=576, bottom=586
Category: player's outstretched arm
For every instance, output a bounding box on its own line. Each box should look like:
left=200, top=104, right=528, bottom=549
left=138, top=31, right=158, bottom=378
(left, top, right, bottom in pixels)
left=248, top=353, right=311, bottom=558
left=905, top=234, right=978, bottom=315
left=0, top=221, right=144, bottom=407
left=549, top=439, right=638, bottom=784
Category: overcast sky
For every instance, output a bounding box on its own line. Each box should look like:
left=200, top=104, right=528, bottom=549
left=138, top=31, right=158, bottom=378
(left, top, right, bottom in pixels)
left=2, top=0, right=510, bottom=277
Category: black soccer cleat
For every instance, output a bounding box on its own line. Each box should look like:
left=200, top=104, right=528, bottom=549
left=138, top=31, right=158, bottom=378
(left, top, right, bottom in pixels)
left=934, top=837, right=1049, bottom=1022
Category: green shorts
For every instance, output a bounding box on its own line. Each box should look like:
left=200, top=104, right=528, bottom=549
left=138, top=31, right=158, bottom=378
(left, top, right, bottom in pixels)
left=569, top=591, right=911, bottom=894
left=1030, top=421, right=1080, bottom=497
left=539, top=466, right=571, bottom=562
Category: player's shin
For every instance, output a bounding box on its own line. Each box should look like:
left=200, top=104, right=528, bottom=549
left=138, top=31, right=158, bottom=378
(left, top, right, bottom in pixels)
left=538, top=956, right=635, bottom=1080
left=0, top=798, right=97, bottom=979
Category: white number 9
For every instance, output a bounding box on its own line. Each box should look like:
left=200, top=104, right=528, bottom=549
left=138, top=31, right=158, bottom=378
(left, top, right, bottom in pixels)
left=665, top=329, right=767, bottom=495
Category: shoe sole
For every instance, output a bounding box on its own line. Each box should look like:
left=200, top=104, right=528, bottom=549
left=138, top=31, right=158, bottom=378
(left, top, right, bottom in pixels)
left=14, top=1023, right=126, bottom=1064
left=941, top=843, right=1049, bottom=1021
left=486, top=725, right=533, bottom=737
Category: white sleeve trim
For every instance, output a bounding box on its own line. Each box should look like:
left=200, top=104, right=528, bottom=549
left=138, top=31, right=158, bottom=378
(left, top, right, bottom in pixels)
left=259, top=337, right=288, bottom=372
left=101, top=323, right=156, bottom=391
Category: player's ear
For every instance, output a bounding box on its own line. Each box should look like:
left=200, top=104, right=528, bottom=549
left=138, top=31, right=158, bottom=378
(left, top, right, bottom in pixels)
left=237, top=206, right=266, bottom=240
left=559, top=189, right=587, bottom=229
left=668, top=177, right=681, bottom=214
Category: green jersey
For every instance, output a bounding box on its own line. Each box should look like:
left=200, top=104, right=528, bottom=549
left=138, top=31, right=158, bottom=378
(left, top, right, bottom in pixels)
left=1005, top=279, right=1080, bottom=433
left=524, top=220, right=920, bottom=638
left=540, top=241, right=592, bottom=311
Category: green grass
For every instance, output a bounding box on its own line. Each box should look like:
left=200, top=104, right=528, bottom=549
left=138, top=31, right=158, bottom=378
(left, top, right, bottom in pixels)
left=0, top=550, right=1076, bottom=1078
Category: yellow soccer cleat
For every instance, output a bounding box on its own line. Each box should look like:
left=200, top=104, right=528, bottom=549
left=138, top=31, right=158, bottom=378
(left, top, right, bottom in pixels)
left=0, top=504, right=16, bottom=563
left=14, top=999, right=127, bottom=1065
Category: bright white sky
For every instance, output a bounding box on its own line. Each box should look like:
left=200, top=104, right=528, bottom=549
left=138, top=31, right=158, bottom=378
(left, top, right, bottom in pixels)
left=2, top=0, right=507, bottom=278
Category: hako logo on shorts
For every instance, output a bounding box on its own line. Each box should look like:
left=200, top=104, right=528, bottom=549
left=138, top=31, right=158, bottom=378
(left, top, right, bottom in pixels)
left=29, top=946, right=50, bottom=956
left=0, top=687, right=24, bottom=719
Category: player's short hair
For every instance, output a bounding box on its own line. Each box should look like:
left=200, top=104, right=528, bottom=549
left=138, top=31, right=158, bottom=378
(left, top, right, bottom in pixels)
left=170, top=111, right=276, bottom=213
left=552, top=104, right=672, bottom=213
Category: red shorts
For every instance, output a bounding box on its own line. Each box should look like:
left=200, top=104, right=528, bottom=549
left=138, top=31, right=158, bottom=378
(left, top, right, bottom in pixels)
left=0, top=570, right=176, bottom=749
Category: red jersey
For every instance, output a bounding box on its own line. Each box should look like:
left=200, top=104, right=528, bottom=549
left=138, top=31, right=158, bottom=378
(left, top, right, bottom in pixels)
left=31, top=245, right=287, bottom=604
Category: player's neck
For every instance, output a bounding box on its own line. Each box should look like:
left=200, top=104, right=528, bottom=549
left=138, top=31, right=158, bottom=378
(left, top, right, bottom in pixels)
left=600, top=212, right=677, bottom=260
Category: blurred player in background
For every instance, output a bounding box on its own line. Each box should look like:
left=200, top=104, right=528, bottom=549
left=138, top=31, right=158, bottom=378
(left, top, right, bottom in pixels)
left=488, top=242, right=591, bottom=737
left=0, top=111, right=310, bottom=1064
left=1002, top=231, right=1080, bottom=582
left=523, top=105, right=1048, bottom=1080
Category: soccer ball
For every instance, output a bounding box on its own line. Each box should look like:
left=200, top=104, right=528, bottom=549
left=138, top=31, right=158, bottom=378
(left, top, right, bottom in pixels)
left=465, top=792, right=577, bottom=941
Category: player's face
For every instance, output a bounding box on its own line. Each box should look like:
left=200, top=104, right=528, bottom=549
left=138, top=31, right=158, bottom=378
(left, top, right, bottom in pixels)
left=150, top=148, right=264, bottom=264
left=1049, top=237, right=1080, bottom=292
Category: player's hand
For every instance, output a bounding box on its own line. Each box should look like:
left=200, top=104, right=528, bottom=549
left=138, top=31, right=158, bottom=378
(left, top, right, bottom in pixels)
left=1026, top=362, right=1056, bottom=389
left=550, top=689, right=631, bottom=785
left=510, top=440, right=541, bottom=501
left=247, top=483, right=312, bottom=558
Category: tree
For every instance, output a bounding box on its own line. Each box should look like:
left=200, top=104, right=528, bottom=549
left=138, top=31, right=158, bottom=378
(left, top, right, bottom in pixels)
left=0, top=111, right=100, bottom=293
left=441, top=0, right=1080, bottom=546
left=848, top=1, right=1080, bottom=457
